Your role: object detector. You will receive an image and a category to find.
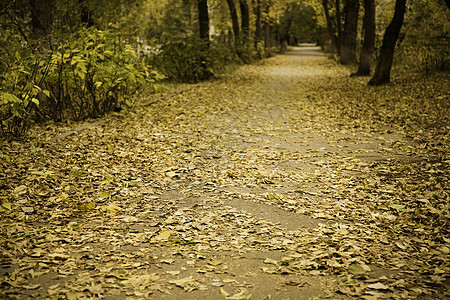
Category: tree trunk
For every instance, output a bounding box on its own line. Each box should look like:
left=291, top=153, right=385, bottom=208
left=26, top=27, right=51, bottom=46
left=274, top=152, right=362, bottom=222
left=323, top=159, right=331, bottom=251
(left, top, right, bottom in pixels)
left=197, top=0, right=210, bottom=42
left=340, top=0, right=359, bottom=65
left=352, top=0, right=375, bottom=76
left=264, top=22, right=272, bottom=57
left=239, top=0, right=250, bottom=44
left=254, top=0, right=262, bottom=52
left=368, top=0, right=406, bottom=85
left=79, top=0, right=94, bottom=27
left=322, top=0, right=338, bottom=52
left=335, top=0, right=343, bottom=55
left=226, top=0, right=240, bottom=45
left=263, top=2, right=272, bottom=58
left=29, top=0, right=54, bottom=40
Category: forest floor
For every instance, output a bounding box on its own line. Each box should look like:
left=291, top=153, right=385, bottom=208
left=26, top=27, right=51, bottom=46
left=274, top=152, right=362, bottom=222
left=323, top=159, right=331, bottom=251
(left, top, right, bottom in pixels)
left=1, top=45, right=449, bottom=300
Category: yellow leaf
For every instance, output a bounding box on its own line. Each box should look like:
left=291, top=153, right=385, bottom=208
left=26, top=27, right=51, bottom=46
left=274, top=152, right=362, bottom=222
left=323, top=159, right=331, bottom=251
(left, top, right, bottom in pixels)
left=220, top=288, right=230, bottom=297
left=106, top=204, right=121, bottom=214
left=78, top=203, right=95, bottom=211
left=160, top=259, right=174, bottom=264
left=155, top=231, right=171, bottom=241
left=98, top=191, right=111, bottom=198
left=66, top=292, right=78, bottom=300
left=208, top=260, right=223, bottom=266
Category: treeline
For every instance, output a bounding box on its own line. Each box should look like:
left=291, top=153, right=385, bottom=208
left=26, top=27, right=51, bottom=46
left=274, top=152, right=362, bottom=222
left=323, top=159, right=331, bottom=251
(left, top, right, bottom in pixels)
left=0, top=0, right=448, bottom=138
left=322, top=0, right=449, bottom=84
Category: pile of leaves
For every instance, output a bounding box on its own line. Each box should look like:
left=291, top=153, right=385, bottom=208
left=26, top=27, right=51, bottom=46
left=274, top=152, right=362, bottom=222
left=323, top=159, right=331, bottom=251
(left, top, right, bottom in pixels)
left=0, top=49, right=448, bottom=299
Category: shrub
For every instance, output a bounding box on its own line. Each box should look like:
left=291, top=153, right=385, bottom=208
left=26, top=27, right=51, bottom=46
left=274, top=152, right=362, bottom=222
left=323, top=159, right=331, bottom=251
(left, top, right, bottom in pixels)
left=0, top=27, right=159, bottom=138
left=418, top=44, right=450, bottom=73
left=153, top=36, right=237, bottom=83
left=0, top=46, right=49, bottom=138
left=43, top=28, right=155, bottom=121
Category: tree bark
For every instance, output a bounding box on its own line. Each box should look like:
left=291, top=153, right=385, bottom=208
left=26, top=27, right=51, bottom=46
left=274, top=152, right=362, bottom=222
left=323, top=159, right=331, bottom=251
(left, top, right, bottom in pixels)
left=197, top=0, right=210, bottom=42
left=322, top=0, right=338, bottom=52
left=239, top=0, right=250, bottom=44
left=264, top=22, right=272, bottom=57
left=254, top=0, right=262, bottom=51
left=352, top=0, right=375, bottom=76
left=335, top=0, right=343, bottom=55
left=340, top=0, right=359, bottom=65
left=263, top=1, right=272, bottom=58
left=29, top=0, right=54, bottom=40
left=368, top=0, right=406, bottom=85
left=79, top=0, right=94, bottom=27
left=226, top=0, right=240, bottom=45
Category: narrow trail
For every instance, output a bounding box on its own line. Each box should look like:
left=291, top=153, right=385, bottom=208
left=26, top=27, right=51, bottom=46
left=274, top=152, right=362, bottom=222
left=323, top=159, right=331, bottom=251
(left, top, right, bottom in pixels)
left=1, top=46, right=448, bottom=299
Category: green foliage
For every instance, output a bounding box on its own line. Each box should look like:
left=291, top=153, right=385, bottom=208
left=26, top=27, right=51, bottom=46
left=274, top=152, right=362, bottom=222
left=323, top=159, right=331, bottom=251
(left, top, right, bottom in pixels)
left=0, top=27, right=158, bottom=138
left=0, top=45, right=49, bottom=138
left=43, top=27, right=155, bottom=121
left=153, top=36, right=234, bottom=83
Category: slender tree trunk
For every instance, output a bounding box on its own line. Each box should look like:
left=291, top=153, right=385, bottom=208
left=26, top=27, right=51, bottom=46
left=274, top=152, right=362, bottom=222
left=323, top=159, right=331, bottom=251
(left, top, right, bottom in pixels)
left=198, top=0, right=210, bottom=42
left=29, top=0, right=54, bottom=40
left=239, top=0, right=250, bottom=44
left=352, top=0, right=375, bottom=76
left=264, top=22, right=272, bottom=57
left=336, top=0, right=343, bottom=55
left=254, top=0, right=262, bottom=52
left=368, top=0, right=406, bottom=85
left=79, top=0, right=94, bottom=27
left=263, top=1, right=272, bottom=58
left=341, top=0, right=359, bottom=65
left=322, top=0, right=338, bottom=52
left=226, top=0, right=240, bottom=45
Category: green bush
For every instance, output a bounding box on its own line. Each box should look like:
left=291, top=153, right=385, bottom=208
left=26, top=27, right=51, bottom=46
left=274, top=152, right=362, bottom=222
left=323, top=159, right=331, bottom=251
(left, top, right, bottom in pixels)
left=43, top=28, right=156, bottom=121
left=0, top=27, right=159, bottom=138
left=418, top=44, right=450, bottom=73
left=0, top=45, right=49, bottom=138
left=153, top=36, right=236, bottom=83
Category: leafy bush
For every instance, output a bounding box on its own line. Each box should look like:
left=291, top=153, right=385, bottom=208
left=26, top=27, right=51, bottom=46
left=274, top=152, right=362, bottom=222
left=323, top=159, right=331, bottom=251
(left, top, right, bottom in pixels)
left=418, top=44, right=450, bottom=73
left=0, top=27, right=159, bottom=138
left=153, top=36, right=236, bottom=83
left=43, top=28, right=155, bottom=121
left=0, top=45, right=49, bottom=138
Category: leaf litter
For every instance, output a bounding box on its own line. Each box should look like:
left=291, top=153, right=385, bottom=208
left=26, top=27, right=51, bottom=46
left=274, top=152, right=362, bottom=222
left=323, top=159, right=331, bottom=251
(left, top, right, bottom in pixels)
left=1, top=47, right=449, bottom=299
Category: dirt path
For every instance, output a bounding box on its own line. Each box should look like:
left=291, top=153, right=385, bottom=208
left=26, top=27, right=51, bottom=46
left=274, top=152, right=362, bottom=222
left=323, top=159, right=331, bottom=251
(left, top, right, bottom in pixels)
left=1, top=46, right=448, bottom=299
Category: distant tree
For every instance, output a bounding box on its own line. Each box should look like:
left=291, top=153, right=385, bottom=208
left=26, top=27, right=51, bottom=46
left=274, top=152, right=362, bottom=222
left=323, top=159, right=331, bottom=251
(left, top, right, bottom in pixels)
left=239, top=0, right=250, bottom=43
left=198, top=0, right=210, bottom=42
left=352, top=0, right=375, bottom=76
left=29, top=0, right=54, bottom=39
left=78, top=0, right=94, bottom=27
left=368, top=0, right=406, bottom=85
left=340, top=0, right=359, bottom=64
left=254, top=0, right=263, bottom=52
left=321, top=0, right=343, bottom=54
left=226, top=0, right=240, bottom=45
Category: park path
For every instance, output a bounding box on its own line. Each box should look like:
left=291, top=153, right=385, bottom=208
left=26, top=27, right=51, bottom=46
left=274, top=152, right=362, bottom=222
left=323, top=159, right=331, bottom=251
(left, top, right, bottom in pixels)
left=2, top=45, right=447, bottom=299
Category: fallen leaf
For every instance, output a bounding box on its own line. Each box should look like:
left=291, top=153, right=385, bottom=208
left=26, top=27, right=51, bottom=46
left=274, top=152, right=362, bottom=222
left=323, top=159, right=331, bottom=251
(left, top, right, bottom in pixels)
left=367, top=282, right=390, bottom=290
left=220, top=287, right=230, bottom=297
left=22, top=283, right=41, bottom=290
left=263, top=258, right=278, bottom=265
left=208, top=260, right=223, bottom=266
